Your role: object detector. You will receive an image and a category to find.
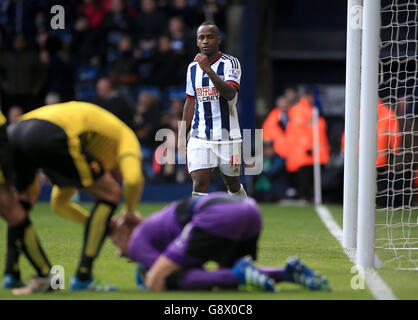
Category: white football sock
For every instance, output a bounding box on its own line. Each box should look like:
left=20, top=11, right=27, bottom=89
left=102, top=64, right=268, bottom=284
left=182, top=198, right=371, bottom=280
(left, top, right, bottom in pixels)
left=228, top=184, right=247, bottom=200
left=192, top=191, right=208, bottom=198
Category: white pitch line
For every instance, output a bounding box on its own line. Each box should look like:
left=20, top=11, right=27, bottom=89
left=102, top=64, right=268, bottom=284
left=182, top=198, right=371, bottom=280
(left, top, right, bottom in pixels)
left=315, top=204, right=397, bottom=300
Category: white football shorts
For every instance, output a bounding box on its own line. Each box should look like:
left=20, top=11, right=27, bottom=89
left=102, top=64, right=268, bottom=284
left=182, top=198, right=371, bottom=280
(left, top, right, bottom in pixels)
left=187, top=137, right=242, bottom=177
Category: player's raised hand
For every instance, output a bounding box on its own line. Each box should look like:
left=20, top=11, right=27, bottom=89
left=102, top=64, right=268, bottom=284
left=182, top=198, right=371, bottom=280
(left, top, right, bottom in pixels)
left=194, top=53, right=211, bottom=73
left=120, top=210, right=142, bottom=227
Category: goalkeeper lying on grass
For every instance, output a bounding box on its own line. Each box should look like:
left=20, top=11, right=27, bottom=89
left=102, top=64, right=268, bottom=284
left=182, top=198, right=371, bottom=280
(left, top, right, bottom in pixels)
left=110, top=192, right=330, bottom=292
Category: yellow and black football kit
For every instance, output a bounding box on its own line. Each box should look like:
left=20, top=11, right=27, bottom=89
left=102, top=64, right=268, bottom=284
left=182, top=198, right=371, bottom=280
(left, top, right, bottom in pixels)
left=9, top=101, right=144, bottom=208
left=7, top=102, right=144, bottom=282
left=0, top=111, right=51, bottom=283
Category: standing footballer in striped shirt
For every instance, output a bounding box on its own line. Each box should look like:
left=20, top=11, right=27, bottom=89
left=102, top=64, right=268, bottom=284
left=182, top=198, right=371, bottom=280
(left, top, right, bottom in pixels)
left=178, top=21, right=247, bottom=199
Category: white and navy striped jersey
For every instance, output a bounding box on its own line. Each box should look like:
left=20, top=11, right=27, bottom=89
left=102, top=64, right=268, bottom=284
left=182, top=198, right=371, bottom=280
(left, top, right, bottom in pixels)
left=185, top=52, right=241, bottom=141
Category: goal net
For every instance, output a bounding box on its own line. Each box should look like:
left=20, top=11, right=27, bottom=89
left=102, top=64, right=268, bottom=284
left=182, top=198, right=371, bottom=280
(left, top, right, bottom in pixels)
left=376, top=0, right=418, bottom=270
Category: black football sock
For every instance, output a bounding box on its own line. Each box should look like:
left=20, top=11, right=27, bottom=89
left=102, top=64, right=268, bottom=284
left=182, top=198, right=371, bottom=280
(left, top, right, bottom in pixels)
left=4, top=227, right=21, bottom=280
left=4, top=200, right=33, bottom=279
left=6, top=217, right=51, bottom=278
left=76, top=200, right=116, bottom=281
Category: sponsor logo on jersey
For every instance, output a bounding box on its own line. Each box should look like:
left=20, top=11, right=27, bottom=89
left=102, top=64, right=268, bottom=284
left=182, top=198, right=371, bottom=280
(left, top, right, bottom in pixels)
left=196, top=86, right=220, bottom=102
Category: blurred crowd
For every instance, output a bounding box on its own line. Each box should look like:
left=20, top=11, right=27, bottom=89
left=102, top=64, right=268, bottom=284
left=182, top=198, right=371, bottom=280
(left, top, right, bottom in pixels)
left=258, top=87, right=418, bottom=205
left=0, top=0, right=228, bottom=184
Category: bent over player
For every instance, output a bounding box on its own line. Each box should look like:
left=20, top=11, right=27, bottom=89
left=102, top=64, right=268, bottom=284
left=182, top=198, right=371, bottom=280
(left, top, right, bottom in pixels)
left=6, top=101, right=144, bottom=292
left=0, top=111, right=52, bottom=291
left=178, top=21, right=247, bottom=199
left=110, top=193, right=330, bottom=292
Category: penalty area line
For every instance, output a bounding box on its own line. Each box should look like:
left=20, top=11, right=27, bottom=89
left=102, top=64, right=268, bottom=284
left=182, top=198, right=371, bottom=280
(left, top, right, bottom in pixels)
left=315, top=204, right=397, bottom=300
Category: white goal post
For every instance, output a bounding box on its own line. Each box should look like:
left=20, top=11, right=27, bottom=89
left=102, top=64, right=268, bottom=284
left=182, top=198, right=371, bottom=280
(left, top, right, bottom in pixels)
left=343, top=0, right=418, bottom=270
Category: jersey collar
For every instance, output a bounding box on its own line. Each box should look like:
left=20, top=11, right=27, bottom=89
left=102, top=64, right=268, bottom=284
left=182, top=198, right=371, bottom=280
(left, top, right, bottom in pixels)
left=209, top=51, right=222, bottom=65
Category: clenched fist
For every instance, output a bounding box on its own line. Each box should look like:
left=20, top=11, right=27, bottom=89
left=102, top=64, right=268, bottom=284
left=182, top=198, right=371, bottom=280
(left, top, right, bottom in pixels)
left=194, top=53, right=211, bottom=73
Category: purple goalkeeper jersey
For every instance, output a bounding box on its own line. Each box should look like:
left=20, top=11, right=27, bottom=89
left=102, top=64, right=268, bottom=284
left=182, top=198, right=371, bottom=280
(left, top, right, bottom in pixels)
left=127, top=192, right=262, bottom=269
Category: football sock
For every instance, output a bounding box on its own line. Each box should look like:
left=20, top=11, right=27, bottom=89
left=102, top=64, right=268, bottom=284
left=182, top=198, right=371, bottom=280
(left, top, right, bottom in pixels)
left=166, top=268, right=238, bottom=290
left=257, top=267, right=288, bottom=283
left=55, top=201, right=89, bottom=225
left=4, top=201, right=31, bottom=279
left=76, top=200, right=116, bottom=281
left=228, top=184, right=247, bottom=200
left=5, top=228, right=21, bottom=279
left=191, top=192, right=208, bottom=198
left=51, top=186, right=88, bottom=225
left=6, top=217, right=51, bottom=278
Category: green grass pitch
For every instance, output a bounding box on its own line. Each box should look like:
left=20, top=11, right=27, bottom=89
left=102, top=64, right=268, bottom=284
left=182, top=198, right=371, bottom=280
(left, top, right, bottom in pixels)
left=0, top=202, right=416, bottom=300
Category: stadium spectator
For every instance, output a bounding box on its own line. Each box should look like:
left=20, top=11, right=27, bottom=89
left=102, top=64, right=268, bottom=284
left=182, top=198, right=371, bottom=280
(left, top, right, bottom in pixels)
left=167, top=0, right=198, bottom=29
left=153, top=113, right=187, bottom=184
left=178, top=21, right=247, bottom=199
left=262, top=95, right=291, bottom=160
left=110, top=192, right=330, bottom=291
left=109, top=35, right=140, bottom=87
left=341, top=99, right=402, bottom=206
left=161, top=97, right=183, bottom=125
left=152, top=34, right=185, bottom=88
left=39, top=36, right=75, bottom=103
left=197, top=0, right=227, bottom=32
left=167, top=16, right=187, bottom=54
left=252, top=140, right=288, bottom=202
left=284, top=86, right=299, bottom=106
left=76, top=0, right=109, bottom=29
left=133, top=90, right=161, bottom=148
left=2, top=0, right=43, bottom=40
left=91, top=77, right=136, bottom=128
left=102, top=0, right=135, bottom=49
left=0, top=110, right=52, bottom=293
left=261, top=95, right=295, bottom=200
left=155, top=98, right=189, bottom=184
left=376, top=99, right=401, bottom=168
left=134, top=43, right=156, bottom=86
left=285, top=91, right=330, bottom=201
left=376, top=99, right=403, bottom=207
left=166, top=15, right=196, bottom=65
left=7, top=101, right=144, bottom=292
left=135, top=0, right=167, bottom=42
left=253, top=141, right=289, bottom=202
left=70, top=14, right=106, bottom=67
left=0, top=34, right=45, bottom=113
left=341, top=99, right=402, bottom=168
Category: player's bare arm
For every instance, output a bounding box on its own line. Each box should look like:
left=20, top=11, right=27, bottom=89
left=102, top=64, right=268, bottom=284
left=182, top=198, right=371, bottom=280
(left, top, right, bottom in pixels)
left=145, top=255, right=181, bottom=291
left=119, top=155, right=144, bottom=216
left=194, top=53, right=237, bottom=101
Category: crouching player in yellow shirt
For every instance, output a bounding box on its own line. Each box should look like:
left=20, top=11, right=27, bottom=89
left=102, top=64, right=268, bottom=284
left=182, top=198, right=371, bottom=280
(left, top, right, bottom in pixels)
left=0, top=111, right=52, bottom=292
left=7, top=101, right=144, bottom=293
